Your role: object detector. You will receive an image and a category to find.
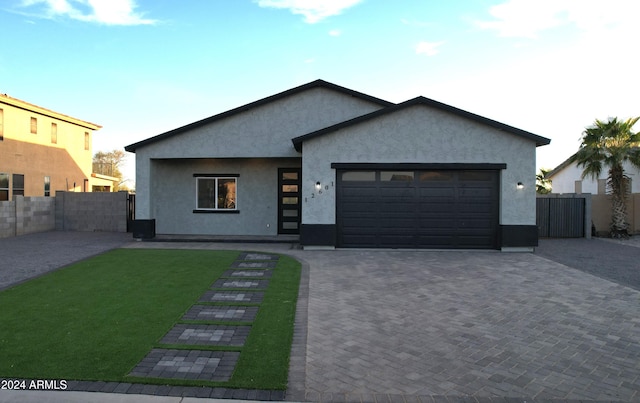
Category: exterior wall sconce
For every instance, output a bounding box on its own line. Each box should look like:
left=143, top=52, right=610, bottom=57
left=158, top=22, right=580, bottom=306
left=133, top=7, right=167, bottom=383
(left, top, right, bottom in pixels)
left=516, top=182, right=524, bottom=190
left=315, top=181, right=321, bottom=191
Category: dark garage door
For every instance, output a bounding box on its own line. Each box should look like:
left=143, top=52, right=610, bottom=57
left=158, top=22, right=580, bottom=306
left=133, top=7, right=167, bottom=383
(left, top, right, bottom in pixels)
left=336, top=169, right=500, bottom=249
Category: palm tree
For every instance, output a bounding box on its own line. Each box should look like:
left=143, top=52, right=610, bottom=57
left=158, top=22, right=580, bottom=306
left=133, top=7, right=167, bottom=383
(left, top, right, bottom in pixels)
left=536, top=168, right=552, bottom=194
left=571, top=116, right=640, bottom=238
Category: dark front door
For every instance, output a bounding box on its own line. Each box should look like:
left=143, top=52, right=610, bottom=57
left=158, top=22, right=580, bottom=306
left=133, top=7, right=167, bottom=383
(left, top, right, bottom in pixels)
left=278, top=168, right=301, bottom=234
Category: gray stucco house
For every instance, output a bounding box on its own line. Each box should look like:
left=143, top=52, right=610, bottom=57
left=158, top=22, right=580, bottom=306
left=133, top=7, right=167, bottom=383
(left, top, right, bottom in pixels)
left=125, top=80, right=550, bottom=250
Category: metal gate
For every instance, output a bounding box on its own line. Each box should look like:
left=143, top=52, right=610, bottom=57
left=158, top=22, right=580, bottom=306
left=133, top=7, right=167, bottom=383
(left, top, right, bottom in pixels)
left=127, top=193, right=135, bottom=232
left=536, top=197, right=585, bottom=238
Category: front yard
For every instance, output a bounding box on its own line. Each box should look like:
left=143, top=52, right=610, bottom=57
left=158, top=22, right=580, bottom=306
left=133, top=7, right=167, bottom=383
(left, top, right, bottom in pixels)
left=0, top=248, right=301, bottom=390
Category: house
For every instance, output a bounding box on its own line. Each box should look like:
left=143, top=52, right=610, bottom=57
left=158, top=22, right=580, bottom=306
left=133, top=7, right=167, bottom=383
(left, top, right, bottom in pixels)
left=125, top=80, right=550, bottom=250
left=545, top=154, right=640, bottom=235
left=0, top=94, right=115, bottom=200
left=546, top=153, right=640, bottom=194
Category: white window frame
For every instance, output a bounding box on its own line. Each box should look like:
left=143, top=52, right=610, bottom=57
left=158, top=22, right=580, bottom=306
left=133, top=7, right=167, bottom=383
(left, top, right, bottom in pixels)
left=195, top=176, right=238, bottom=211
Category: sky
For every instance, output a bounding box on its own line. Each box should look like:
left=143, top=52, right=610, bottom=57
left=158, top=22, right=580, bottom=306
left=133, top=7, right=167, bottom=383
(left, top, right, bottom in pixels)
left=2, top=0, right=639, bottom=187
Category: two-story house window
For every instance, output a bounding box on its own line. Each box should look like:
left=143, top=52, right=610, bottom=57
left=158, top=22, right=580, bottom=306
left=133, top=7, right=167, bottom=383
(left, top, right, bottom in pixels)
left=0, top=173, right=8, bottom=201
left=12, top=174, right=24, bottom=197
left=0, top=108, right=4, bottom=141
left=51, top=123, right=57, bottom=144
left=84, top=132, right=90, bottom=150
left=30, top=117, right=37, bottom=134
left=44, top=176, right=51, bottom=197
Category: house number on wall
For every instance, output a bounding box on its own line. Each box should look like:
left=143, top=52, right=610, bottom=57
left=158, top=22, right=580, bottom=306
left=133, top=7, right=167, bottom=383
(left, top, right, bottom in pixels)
left=308, top=182, right=333, bottom=200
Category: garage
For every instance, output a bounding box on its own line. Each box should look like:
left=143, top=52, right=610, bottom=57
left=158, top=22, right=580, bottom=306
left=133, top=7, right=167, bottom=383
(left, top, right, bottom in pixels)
left=336, top=165, right=501, bottom=249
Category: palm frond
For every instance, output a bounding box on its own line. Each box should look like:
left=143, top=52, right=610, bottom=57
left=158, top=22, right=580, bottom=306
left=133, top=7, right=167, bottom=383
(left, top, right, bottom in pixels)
left=576, top=116, right=639, bottom=237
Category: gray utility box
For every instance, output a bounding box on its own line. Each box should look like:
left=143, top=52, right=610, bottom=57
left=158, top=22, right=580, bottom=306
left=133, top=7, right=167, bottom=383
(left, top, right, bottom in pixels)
left=132, top=219, right=156, bottom=239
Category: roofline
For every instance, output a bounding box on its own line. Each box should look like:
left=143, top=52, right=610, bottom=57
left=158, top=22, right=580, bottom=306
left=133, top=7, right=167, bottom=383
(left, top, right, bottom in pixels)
left=124, top=79, right=394, bottom=153
left=546, top=153, right=578, bottom=178
left=91, top=172, right=119, bottom=181
left=0, top=94, right=102, bottom=131
left=292, top=96, right=551, bottom=152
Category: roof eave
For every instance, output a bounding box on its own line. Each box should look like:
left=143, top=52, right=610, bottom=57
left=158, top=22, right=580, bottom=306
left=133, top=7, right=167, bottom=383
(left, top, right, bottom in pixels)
left=546, top=153, right=577, bottom=178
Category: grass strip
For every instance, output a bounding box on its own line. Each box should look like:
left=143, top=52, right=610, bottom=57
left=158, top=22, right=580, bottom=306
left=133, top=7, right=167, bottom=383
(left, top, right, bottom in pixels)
left=229, top=255, right=300, bottom=389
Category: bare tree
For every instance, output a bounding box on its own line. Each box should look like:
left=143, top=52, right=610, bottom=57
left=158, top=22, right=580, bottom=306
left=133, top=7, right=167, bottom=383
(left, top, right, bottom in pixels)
left=93, top=149, right=129, bottom=191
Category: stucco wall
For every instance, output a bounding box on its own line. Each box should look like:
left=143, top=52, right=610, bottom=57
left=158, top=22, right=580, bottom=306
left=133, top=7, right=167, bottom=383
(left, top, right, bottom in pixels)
left=592, top=193, right=640, bottom=235
left=132, top=87, right=384, bottom=219
left=301, top=104, right=538, bottom=226
left=149, top=158, right=300, bottom=235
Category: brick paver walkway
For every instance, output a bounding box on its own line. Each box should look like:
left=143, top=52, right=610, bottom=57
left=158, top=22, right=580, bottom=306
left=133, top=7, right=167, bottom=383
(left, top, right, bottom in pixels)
left=0, top=231, right=131, bottom=291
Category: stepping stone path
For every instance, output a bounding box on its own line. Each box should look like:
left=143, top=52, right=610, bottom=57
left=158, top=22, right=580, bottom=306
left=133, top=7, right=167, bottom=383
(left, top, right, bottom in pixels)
left=199, top=290, right=264, bottom=303
left=128, top=251, right=279, bottom=384
left=222, top=269, right=273, bottom=278
left=210, top=279, right=270, bottom=289
left=182, top=305, right=259, bottom=322
left=128, top=349, right=239, bottom=382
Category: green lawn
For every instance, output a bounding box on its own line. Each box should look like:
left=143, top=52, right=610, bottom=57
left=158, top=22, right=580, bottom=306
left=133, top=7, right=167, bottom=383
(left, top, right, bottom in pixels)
left=0, top=248, right=301, bottom=390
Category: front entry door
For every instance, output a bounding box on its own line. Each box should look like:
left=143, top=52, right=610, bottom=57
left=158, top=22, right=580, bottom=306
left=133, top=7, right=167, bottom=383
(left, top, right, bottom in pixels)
left=278, top=168, right=301, bottom=234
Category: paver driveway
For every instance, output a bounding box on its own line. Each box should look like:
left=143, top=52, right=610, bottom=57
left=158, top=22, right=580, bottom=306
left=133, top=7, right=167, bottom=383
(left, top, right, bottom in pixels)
left=2, top=233, right=640, bottom=402
left=292, top=248, right=640, bottom=402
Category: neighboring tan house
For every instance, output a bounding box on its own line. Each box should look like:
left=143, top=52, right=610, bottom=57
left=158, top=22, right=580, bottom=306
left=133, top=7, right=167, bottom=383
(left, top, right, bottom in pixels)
left=0, top=94, right=116, bottom=200
left=126, top=80, right=550, bottom=251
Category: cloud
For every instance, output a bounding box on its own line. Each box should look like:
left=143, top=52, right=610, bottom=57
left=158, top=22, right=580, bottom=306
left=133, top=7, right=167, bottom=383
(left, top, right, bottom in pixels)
left=17, top=0, right=157, bottom=25
left=415, top=41, right=444, bottom=56
left=328, top=29, right=341, bottom=36
left=475, top=0, right=639, bottom=38
left=254, top=0, right=363, bottom=24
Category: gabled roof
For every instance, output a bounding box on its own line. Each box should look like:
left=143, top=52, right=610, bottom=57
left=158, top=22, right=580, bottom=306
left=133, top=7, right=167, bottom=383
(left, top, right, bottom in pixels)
left=125, top=79, right=394, bottom=153
left=292, top=96, right=551, bottom=152
left=546, top=153, right=577, bottom=178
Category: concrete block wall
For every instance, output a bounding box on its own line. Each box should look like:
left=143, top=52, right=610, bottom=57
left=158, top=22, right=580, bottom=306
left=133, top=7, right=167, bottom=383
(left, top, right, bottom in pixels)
left=0, top=197, right=56, bottom=239
left=55, top=191, right=128, bottom=232
left=0, top=201, right=17, bottom=238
